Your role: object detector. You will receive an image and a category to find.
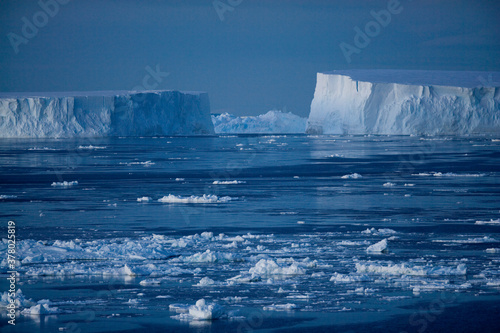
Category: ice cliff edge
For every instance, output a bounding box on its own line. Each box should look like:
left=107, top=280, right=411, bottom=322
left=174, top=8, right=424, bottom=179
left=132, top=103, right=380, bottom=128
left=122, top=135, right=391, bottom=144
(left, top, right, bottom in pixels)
left=0, top=90, right=215, bottom=137
left=306, top=70, right=500, bottom=135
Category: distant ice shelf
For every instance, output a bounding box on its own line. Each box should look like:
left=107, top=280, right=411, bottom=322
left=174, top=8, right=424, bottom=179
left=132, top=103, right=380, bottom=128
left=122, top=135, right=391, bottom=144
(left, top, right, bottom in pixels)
left=306, top=70, right=500, bottom=135
left=0, top=90, right=215, bottom=138
left=212, top=110, right=307, bottom=134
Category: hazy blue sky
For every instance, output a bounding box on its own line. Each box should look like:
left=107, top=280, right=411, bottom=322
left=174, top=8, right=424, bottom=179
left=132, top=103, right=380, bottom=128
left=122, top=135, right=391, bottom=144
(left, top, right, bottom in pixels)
left=1, top=0, right=499, bottom=116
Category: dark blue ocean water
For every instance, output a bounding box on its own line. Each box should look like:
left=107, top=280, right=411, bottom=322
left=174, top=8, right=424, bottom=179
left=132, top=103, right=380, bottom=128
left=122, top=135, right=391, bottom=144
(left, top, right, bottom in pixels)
left=0, top=135, right=499, bottom=332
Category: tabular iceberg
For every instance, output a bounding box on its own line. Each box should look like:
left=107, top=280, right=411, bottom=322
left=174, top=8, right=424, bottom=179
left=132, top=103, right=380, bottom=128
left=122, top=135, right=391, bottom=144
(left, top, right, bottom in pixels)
left=212, top=110, right=307, bottom=134
left=306, top=70, right=500, bottom=135
left=0, top=90, right=214, bottom=137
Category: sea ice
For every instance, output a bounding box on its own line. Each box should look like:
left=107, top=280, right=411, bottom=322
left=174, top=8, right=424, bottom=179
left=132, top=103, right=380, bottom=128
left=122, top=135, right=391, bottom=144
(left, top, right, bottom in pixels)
left=21, top=303, right=60, bottom=315
left=248, top=259, right=305, bottom=278
left=212, top=180, right=246, bottom=185
left=183, top=299, right=225, bottom=321
left=330, top=273, right=372, bottom=283
left=341, top=173, right=363, bottom=179
left=0, top=289, right=35, bottom=308
left=51, top=181, right=78, bottom=187
left=0, top=195, right=17, bottom=199
left=475, top=219, right=500, bottom=225
left=195, top=277, right=215, bottom=287
left=158, top=194, right=232, bottom=203
left=366, top=239, right=389, bottom=254
left=355, top=262, right=467, bottom=276
left=263, top=303, right=297, bottom=311
left=179, top=250, right=240, bottom=263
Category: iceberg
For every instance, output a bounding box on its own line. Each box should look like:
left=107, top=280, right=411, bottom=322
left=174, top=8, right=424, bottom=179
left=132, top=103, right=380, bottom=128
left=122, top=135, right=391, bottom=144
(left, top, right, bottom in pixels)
left=306, top=70, right=500, bottom=135
left=0, top=90, right=214, bottom=137
left=212, top=110, right=307, bottom=134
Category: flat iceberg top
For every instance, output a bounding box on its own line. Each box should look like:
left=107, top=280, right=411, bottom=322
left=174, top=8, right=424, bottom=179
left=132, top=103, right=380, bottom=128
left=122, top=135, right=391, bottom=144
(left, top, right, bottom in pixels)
left=321, top=70, right=500, bottom=88
left=0, top=90, right=206, bottom=98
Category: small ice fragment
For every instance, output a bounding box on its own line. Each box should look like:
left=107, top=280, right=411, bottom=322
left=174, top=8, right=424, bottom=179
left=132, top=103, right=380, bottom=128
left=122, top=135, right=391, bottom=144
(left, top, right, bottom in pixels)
left=158, top=194, right=232, bottom=204
left=201, top=232, right=213, bottom=239
left=51, top=181, right=78, bottom=187
left=21, top=303, right=60, bottom=315
left=188, top=299, right=225, bottom=320
left=366, top=239, right=389, bottom=253
left=475, top=219, right=500, bottom=225
left=330, top=273, right=372, bottom=283
left=0, top=195, right=17, bottom=199
left=195, top=277, right=215, bottom=287
left=263, top=303, right=297, bottom=311
left=169, top=303, right=190, bottom=314
left=383, top=182, right=396, bottom=187
left=137, top=197, right=151, bottom=202
left=139, top=279, right=162, bottom=286
left=341, top=173, right=362, bottom=179
left=78, top=145, right=106, bottom=150
left=212, top=180, right=246, bottom=185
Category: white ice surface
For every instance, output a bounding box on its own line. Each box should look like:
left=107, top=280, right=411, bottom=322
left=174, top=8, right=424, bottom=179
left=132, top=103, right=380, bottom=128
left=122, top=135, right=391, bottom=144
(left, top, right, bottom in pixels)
left=341, top=173, right=363, bottom=179
left=212, top=180, right=246, bottom=185
left=366, top=239, right=389, bottom=254
left=21, top=303, right=61, bottom=315
left=171, top=299, right=225, bottom=321
left=355, top=262, right=467, bottom=276
left=0, top=289, right=35, bottom=308
left=158, top=194, right=233, bottom=204
left=306, top=70, right=500, bottom=135
left=51, top=181, right=78, bottom=187
left=475, top=219, right=500, bottom=225
left=0, top=90, right=214, bottom=137
left=3, top=229, right=499, bottom=314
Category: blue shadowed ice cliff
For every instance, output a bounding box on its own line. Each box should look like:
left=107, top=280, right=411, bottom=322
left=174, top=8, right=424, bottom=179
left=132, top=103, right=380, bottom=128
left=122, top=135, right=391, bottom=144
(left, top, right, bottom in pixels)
left=306, top=70, right=500, bottom=135
left=0, top=90, right=215, bottom=137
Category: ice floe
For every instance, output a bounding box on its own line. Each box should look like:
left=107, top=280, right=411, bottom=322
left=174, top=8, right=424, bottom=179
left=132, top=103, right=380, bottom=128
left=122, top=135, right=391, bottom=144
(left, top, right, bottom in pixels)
left=366, top=239, right=389, bottom=254
left=171, top=299, right=225, bottom=321
left=158, top=194, right=233, bottom=203
left=21, top=303, right=61, bottom=315
left=212, top=180, right=246, bottom=185
left=412, top=172, right=486, bottom=177
left=263, top=303, right=297, bottom=311
left=341, top=173, right=363, bottom=179
left=78, top=145, right=107, bottom=150
left=51, top=181, right=78, bottom=187
left=356, top=262, right=467, bottom=276
left=0, top=195, right=17, bottom=199
left=475, top=219, right=500, bottom=225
